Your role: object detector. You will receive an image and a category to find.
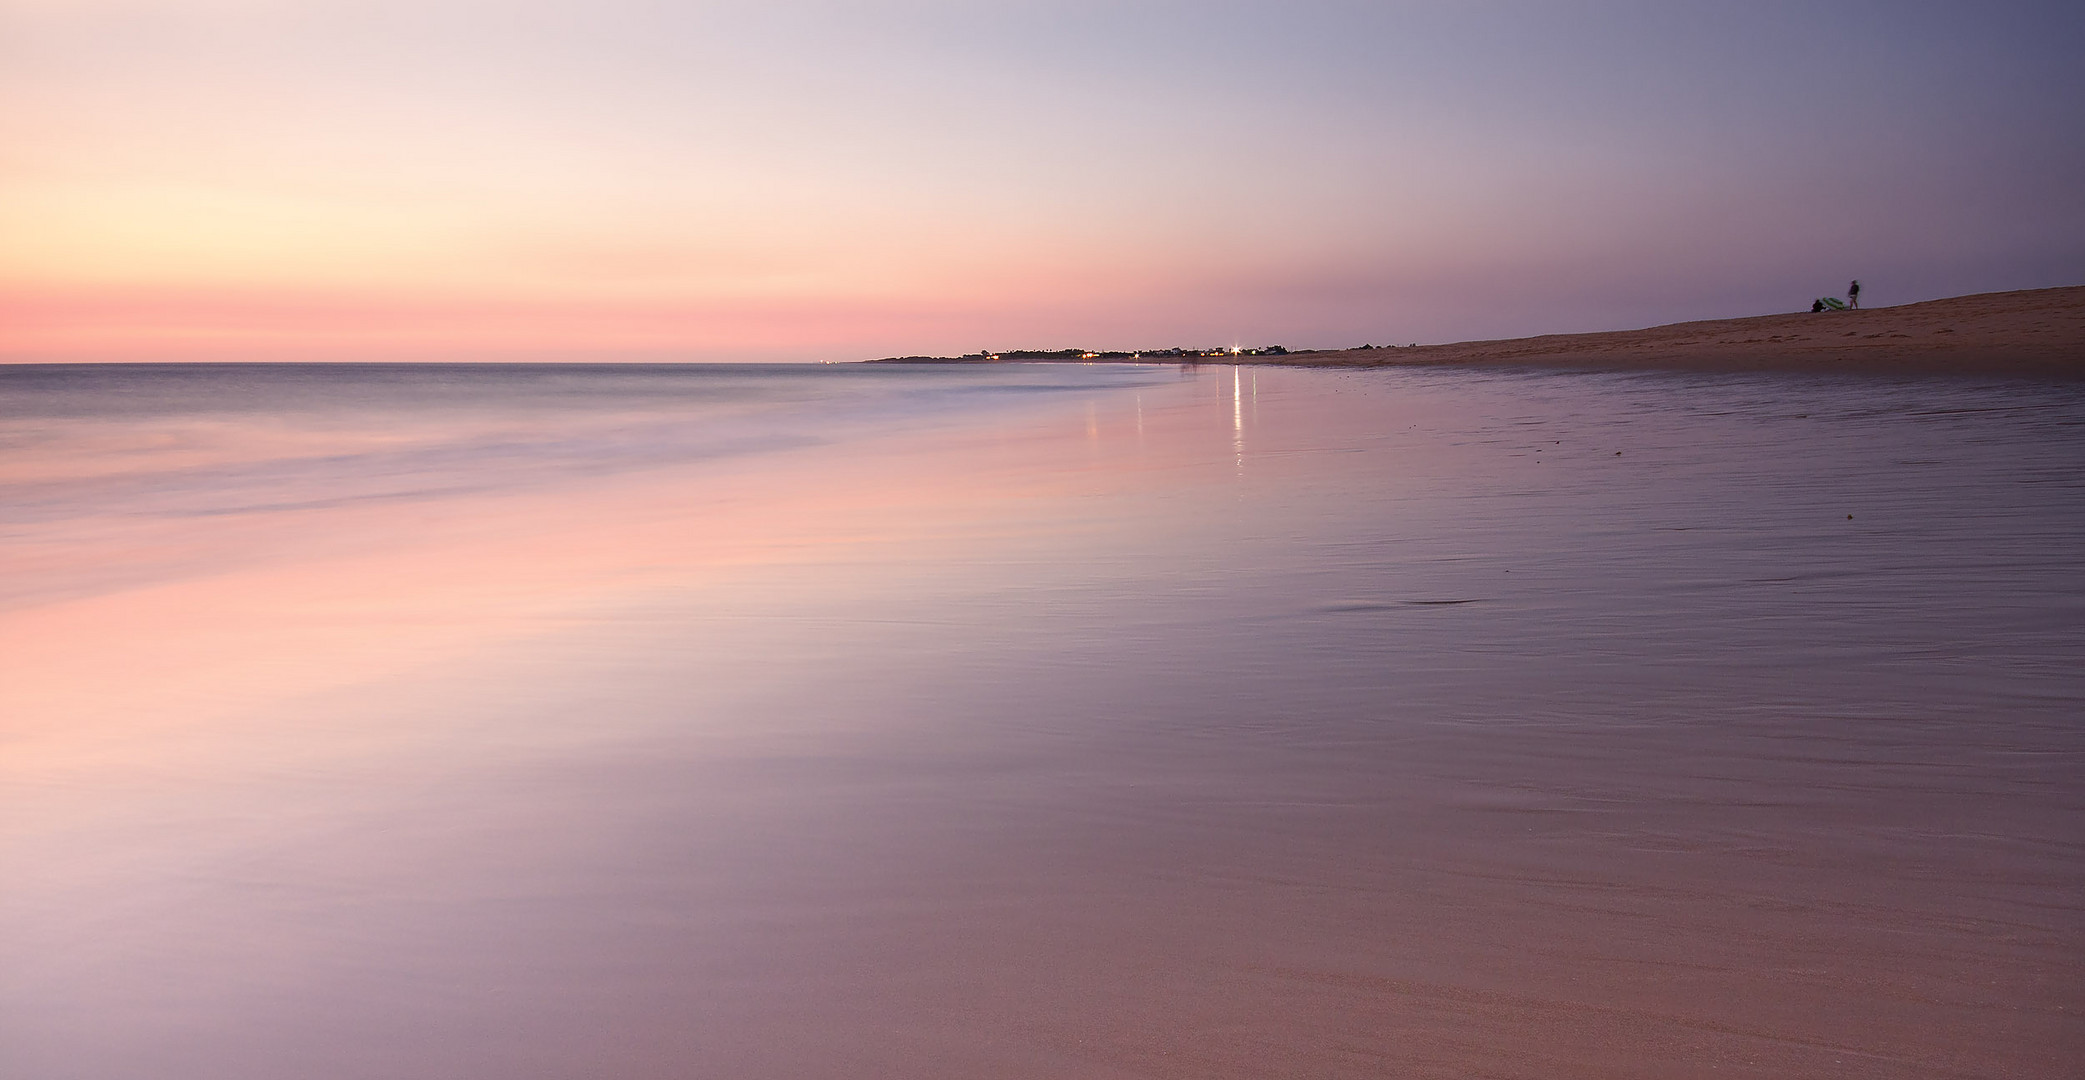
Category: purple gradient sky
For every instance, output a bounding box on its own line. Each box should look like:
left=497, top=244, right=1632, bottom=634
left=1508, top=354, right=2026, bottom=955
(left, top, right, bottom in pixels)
left=4, top=0, right=2081, bottom=360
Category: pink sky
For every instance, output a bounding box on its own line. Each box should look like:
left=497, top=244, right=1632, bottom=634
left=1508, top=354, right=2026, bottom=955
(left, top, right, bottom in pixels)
left=4, top=1, right=2081, bottom=361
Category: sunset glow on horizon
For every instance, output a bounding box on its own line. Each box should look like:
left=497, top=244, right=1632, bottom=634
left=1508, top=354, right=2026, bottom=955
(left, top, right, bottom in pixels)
left=6, top=0, right=2082, bottom=362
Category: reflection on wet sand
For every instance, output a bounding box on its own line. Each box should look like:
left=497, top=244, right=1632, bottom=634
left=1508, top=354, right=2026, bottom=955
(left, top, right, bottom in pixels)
left=3, top=363, right=2081, bottom=1079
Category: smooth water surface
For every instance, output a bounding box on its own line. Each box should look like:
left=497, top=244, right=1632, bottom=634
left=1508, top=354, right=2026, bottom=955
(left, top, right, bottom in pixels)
left=3, top=362, right=2081, bottom=1079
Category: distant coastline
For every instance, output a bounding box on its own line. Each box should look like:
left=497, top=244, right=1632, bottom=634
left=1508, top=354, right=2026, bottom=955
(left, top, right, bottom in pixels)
left=867, top=286, right=2085, bottom=379
left=868, top=345, right=1294, bottom=364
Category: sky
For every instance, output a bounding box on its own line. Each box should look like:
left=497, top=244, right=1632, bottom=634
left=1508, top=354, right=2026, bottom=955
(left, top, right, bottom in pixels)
left=3, top=0, right=2082, bottom=362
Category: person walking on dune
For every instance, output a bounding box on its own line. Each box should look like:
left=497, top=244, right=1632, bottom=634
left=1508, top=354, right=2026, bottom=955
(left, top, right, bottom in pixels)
left=1849, top=279, right=1861, bottom=309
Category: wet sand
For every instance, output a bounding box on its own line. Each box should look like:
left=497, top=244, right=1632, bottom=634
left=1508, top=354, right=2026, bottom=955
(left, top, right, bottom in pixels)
left=1248, top=286, right=2085, bottom=378
left=3, top=363, right=2081, bottom=1078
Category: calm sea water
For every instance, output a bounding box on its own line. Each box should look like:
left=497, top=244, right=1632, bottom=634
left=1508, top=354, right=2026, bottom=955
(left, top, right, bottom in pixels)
left=3, top=362, right=2081, bottom=1079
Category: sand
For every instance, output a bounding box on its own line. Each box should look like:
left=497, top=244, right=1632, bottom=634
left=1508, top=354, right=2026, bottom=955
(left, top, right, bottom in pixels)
left=1240, top=286, right=2085, bottom=378
left=5, top=363, right=2081, bottom=1079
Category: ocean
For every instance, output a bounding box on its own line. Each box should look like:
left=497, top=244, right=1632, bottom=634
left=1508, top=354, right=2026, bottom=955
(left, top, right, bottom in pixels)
left=3, top=361, right=2081, bottom=1079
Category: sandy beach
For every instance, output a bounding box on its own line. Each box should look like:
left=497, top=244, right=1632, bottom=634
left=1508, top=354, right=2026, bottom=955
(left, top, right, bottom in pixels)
left=4, top=362, right=2080, bottom=1079
left=8, top=5, right=2079, bottom=1075
left=1278, top=286, right=2085, bottom=377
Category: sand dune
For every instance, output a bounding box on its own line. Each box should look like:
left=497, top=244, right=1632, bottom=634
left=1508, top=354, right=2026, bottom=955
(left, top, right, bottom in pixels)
left=1278, top=286, right=2085, bottom=377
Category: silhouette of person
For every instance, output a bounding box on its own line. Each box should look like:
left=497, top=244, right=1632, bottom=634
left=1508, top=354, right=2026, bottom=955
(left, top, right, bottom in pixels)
left=1812, top=299, right=1825, bottom=313
left=1849, top=279, right=1861, bottom=309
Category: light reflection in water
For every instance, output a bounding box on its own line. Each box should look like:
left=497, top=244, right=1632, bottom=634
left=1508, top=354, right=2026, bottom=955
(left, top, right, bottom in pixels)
left=1232, top=365, right=1245, bottom=475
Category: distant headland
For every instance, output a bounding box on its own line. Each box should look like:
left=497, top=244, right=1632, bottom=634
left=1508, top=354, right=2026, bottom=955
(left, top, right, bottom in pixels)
left=866, top=286, right=2085, bottom=379
left=870, top=345, right=1294, bottom=363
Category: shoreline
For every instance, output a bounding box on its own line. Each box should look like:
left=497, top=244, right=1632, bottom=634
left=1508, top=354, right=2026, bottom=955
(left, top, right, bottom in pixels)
left=872, top=285, right=2085, bottom=379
